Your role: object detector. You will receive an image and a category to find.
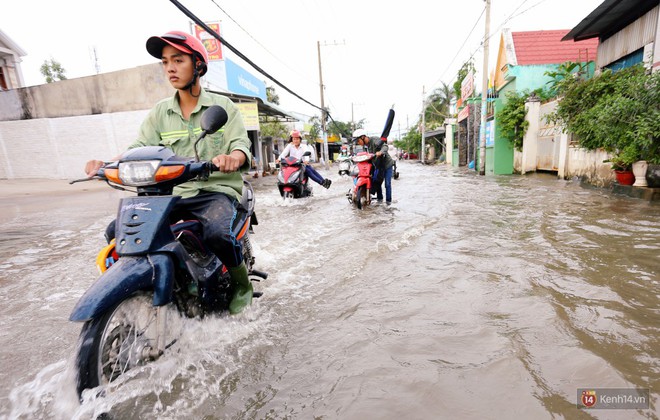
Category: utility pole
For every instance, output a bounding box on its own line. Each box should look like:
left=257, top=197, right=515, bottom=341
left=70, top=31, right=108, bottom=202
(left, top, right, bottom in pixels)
left=351, top=102, right=354, bottom=131
left=421, top=86, right=426, bottom=163
left=478, top=0, right=491, bottom=175
left=317, top=40, right=329, bottom=168
left=317, top=40, right=344, bottom=167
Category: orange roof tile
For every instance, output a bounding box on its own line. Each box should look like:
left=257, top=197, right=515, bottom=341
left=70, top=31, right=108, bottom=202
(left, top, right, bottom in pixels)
left=512, top=30, right=598, bottom=65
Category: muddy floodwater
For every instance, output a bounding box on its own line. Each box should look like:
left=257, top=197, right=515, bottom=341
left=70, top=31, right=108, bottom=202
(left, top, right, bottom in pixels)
left=0, top=162, right=658, bottom=419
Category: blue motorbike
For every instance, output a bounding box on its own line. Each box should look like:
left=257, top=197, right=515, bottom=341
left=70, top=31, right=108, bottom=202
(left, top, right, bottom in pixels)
left=69, top=106, right=267, bottom=398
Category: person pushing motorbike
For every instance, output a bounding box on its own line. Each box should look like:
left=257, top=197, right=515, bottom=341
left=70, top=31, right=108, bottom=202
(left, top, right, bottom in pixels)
left=352, top=128, right=395, bottom=203
left=84, top=30, right=254, bottom=314
left=277, top=130, right=332, bottom=189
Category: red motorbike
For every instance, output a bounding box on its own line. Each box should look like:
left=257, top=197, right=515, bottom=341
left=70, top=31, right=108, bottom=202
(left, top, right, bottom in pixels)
left=347, top=151, right=375, bottom=209
left=346, top=106, right=395, bottom=210
left=277, top=151, right=313, bottom=199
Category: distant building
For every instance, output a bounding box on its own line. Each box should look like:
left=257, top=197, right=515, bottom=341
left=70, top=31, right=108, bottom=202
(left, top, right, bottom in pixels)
left=0, top=28, right=27, bottom=90
left=494, top=29, right=599, bottom=95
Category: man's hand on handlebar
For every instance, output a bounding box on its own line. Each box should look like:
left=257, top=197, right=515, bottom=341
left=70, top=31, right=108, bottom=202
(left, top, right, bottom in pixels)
left=85, top=160, right=105, bottom=178
left=212, top=150, right=246, bottom=173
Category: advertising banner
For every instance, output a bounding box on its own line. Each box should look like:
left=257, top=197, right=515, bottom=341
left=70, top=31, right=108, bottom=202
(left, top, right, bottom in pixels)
left=457, top=106, right=469, bottom=122
left=237, top=102, right=260, bottom=131
left=225, top=58, right=266, bottom=101
left=461, top=70, right=474, bottom=99
left=195, top=22, right=223, bottom=61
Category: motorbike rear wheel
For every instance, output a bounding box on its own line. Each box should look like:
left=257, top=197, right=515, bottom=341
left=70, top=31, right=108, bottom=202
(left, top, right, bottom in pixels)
left=75, top=293, right=174, bottom=398
left=284, top=191, right=294, bottom=200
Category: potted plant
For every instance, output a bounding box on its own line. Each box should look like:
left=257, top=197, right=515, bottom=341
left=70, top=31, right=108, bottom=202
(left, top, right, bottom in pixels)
left=605, top=144, right=639, bottom=186
left=605, top=157, right=634, bottom=185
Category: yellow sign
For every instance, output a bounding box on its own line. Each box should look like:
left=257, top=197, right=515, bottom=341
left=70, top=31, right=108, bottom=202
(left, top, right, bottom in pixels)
left=236, top=102, right=259, bottom=131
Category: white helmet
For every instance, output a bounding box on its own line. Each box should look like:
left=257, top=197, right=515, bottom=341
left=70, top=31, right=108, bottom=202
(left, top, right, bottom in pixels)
left=352, top=128, right=367, bottom=139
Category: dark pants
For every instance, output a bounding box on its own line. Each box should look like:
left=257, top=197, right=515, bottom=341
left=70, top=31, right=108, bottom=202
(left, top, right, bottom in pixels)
left=305, top=164, right=325, bottom=185
left=372, top=166, right=393, bottom=202
left=105, top=192, right=247, bottom=268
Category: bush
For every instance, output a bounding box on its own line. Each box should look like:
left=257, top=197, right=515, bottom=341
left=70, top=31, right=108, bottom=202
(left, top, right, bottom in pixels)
left=551, top=65, right=660, bottom=167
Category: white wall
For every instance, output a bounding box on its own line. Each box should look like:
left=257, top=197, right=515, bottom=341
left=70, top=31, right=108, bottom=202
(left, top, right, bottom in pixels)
left=519, top=97, right=616, bottom=185
left=0, top=110, right=149, bottom=179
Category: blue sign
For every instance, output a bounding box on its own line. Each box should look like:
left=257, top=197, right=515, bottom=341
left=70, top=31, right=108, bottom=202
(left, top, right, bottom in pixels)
left=225, top=58, right=266, bottom=101
left=485, top=119, right=495, bottom=147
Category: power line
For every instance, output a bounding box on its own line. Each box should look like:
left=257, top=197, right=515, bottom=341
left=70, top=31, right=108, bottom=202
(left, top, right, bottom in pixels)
left=207, top=0, right=317, bottom=88
left=428, top=5, right=486, bottom=92
left=412, top=0, right=554, bottom=132
left=170, top=0, right=324, bottom=115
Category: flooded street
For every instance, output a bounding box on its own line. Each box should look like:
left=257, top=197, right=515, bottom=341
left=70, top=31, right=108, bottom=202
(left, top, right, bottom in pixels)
left=1, top=162, right=658, bottom=419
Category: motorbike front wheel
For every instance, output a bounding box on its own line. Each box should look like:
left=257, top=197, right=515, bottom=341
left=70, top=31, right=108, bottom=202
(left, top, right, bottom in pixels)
left=75, top=293, right=171, bottom=398
left=356, top=185, right=367, bottom=210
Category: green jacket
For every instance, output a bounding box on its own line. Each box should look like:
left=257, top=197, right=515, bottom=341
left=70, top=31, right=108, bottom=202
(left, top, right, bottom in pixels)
left=129, top=89, right=252, bottom=200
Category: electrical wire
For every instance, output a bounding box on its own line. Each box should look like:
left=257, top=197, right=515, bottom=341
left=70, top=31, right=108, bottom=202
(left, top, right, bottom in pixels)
left=412, top=0, right=553, bottom=132
left=170, top=0, right=326, bottom=116
left=207, top=0, right=318, bottom=87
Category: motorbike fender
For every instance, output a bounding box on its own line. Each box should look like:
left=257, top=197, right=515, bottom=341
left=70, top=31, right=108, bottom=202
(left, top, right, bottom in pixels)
left=355, top=177, right=370, bottom=188
left=69, top=254, right=174, bottom=322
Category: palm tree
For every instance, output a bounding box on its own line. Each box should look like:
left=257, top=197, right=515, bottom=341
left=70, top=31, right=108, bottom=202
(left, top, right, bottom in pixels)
left=423, top=81, right=454, bottom=129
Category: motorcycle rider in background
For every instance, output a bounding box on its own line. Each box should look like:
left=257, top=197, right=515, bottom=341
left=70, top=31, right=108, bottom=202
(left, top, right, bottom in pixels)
left=83, top=30, right=254, bottom=314
left=277, top=130, right=332, bottom=189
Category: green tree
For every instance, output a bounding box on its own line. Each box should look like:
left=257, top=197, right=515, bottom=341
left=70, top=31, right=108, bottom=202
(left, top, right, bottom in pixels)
left=328, top=119, right=364, bottom=139
left=40, top=58, right=67, bottom=83
left=453, top=60, right=475, bottom=100
left=260, top=121, right=288, bottom=139
left=497, top=88, right=550, bottom=152
left=544, top=61, right=590, bottom=97
left=308, top=115, right=321, bottom=140
left=424, top=81, right=454, bottom=129
left=266, top=85, right=280, bottom=105
left=394, top=127, right=421, bottom=155
left=260, top=86, right=287, bottom=138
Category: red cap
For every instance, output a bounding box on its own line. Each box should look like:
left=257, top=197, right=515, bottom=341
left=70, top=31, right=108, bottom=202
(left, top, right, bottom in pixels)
left=146, top=31, right=209, bottom=66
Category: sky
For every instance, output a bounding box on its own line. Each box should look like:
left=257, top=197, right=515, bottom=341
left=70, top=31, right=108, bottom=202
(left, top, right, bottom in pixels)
left=2, top=0, right=605, bottom=137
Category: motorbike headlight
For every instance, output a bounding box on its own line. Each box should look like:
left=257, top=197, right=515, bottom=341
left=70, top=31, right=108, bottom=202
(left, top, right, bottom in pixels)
left=118, top=160, right=160, bottom=186
left=289, top=171, right=300, bottom=183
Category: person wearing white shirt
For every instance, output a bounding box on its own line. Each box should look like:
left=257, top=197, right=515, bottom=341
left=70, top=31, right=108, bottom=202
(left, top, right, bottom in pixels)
left=277, top=130, right=332, bottom=189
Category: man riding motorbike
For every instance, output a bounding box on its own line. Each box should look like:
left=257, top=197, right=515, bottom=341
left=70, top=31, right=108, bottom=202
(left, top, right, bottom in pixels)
left=84, top=30, right=253, bottom=314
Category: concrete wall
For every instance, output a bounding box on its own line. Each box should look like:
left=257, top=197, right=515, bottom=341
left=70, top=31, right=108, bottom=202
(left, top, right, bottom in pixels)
left=0, top=63, right=172, bottom=121
left=517, top=96, right=615, bottom=186
left=0, top=110, right=149, bottom=179
left=0, top=63, right=183, bottom=180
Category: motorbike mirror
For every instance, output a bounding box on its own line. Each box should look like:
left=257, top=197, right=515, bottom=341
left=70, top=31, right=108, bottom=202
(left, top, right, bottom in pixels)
left=303, top=151, right=312, bottom=156
left=194, top=105, right=229, bottom=161
left=201, top=105, right=228, bottom=135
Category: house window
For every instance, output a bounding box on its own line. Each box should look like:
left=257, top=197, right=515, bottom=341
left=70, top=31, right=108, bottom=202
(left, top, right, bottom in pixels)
left=0, top=67, right=8, bottom=90
left=605, top=48, right=644, bottom=72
